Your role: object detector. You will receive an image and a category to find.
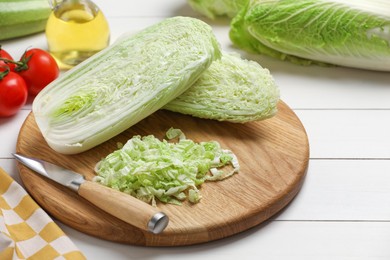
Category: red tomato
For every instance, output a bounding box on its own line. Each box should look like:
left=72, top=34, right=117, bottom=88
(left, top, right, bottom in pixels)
left=16, top=48, right=59, bottom=96
left=0, top=48, right=16, bottom=71
left=0, top=71, right=28, bottom=117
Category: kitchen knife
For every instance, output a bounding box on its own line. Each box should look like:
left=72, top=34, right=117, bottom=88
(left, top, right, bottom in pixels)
left=12, top=153, right=169, bottom=234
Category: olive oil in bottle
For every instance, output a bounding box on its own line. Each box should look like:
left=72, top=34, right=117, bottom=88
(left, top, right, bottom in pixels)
left=46, top=0, right=110, bottom=69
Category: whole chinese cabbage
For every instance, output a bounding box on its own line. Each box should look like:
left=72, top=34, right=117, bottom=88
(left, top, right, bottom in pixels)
left=164, top=52, right=279, bottom=123
left=187, top=0, right=248, bottom=19
left=230, top=0, right=390, bottom=71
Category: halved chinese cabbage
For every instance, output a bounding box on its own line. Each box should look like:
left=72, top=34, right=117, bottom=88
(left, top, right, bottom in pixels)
left=32, top=17, right=221, bottom=154
left=164, top=52, right=280, bottom=123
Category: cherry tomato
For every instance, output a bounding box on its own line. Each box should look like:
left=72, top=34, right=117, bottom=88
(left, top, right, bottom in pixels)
left=0, top=70, right=28, bottom=117
left=16, top=48, right=59, bottom=96
left=0, top=48, right=16, bottom=71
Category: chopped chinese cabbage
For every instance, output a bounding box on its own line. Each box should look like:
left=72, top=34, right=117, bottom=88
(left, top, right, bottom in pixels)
left=94, top=128, right=239, bottom=206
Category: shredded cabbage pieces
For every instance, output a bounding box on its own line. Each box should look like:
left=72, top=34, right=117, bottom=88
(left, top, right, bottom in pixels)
left=94, top=128, right=239, bottom=206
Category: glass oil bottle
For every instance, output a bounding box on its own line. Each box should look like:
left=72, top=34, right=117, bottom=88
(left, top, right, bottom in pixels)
left=45, top=0, right=110, bottom=69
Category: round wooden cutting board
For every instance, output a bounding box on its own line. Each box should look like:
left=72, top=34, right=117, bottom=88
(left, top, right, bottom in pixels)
left=16, top=101, right=309, bottom=246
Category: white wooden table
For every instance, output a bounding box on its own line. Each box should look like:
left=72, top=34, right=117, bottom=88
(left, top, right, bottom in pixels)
left=1, top=1, right=390, bottom=259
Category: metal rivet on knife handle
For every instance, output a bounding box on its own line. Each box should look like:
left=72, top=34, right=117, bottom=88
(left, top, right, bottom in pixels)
left=148, top=212, right=169, bottom=234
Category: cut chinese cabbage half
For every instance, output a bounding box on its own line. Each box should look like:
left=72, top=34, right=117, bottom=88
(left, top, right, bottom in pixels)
left=230, top=0, right=390, bottom=71
left=32, top=16, right=221, bottom=154
left=164, top=52, right=280, bottom=123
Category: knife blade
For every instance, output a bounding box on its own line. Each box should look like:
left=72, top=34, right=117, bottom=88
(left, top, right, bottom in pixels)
left=13, top=153, right=169, bottom=234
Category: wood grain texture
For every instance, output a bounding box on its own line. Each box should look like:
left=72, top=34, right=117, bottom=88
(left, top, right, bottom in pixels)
left=77, top=181, right=166, bottom=233
left=16, top=100, right=309, bottom=246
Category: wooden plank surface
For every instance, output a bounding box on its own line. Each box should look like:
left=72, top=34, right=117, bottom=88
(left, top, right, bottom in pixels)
left=56, top=220, right=390, bottom=260
left=296, top=110, right=390, bottom=159
left=278, top=159, right=390, bottom=221
left=1, top=0, right=390, bottom=258
left=16, top=101, right=309, bottom=246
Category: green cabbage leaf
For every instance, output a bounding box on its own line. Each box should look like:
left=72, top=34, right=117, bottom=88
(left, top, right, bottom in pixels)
left=230, top=0, right=390, bottom=71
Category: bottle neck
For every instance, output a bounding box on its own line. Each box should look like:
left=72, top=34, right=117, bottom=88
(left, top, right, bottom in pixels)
left=48, top=0, right=62, bottom=9
left=49, top=0, right=90, bottom=9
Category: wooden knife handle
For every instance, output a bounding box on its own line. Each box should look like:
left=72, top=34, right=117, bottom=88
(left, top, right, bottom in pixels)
left=77, top=181, right=169, bottom=234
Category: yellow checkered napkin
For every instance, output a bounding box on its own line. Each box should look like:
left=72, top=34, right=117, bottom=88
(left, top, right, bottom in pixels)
left=0, top=167, right=86, bottom=260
